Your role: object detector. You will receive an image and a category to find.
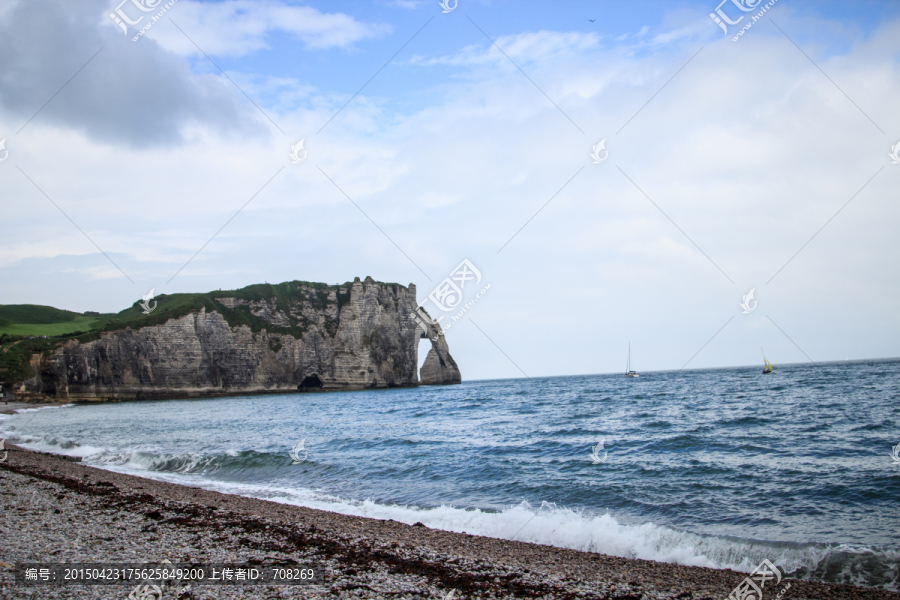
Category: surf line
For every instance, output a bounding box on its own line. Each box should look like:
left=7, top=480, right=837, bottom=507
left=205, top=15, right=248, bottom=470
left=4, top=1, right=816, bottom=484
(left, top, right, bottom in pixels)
left=731, top=0, right=779, bottom=42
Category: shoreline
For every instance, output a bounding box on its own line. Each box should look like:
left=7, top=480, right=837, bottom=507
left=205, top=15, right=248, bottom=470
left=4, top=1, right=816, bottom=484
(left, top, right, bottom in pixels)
left=1, top=382, right=440, bottom=407
left=0, top=401, right=64, bottom=415
left=1, top=446, right=897, bottom=599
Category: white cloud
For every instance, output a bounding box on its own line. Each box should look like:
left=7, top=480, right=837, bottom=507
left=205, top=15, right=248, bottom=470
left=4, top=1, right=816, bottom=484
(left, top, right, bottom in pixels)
left=145, top=0, right=392, bottom=56
left=386, top=0, right=429, bottom=9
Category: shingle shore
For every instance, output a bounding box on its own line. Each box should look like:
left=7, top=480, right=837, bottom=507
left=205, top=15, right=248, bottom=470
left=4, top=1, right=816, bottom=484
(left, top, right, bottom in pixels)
left=1, top=446, right=896, bottom=600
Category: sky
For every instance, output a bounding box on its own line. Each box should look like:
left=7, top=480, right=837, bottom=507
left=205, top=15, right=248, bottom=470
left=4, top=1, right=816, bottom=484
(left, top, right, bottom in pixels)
left=0, top=0, right=898, bottom=380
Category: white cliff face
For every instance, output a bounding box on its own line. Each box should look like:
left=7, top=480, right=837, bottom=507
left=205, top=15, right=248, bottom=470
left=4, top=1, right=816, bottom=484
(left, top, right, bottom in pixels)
left=18, top=277, right=460, bottom=401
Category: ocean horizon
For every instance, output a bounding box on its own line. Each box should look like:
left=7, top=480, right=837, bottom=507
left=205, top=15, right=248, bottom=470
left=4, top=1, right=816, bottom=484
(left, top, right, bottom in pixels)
left=464, top=356, right=900, bottom=381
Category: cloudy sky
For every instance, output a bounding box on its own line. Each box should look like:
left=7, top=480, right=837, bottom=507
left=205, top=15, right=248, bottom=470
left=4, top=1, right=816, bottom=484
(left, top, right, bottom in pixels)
left=1, top=0, right=898, bottom=380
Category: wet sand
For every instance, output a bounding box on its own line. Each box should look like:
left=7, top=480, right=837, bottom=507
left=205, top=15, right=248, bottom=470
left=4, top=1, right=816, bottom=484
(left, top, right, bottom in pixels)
left=1, top=445, right=897, bottom=600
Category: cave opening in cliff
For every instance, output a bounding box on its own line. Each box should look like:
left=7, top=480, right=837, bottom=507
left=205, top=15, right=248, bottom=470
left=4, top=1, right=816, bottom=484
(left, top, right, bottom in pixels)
left=298, top=374, right=323, bottom=390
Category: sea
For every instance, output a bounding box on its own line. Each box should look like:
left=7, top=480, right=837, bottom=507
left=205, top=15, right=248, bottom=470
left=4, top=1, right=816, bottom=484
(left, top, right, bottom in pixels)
left=2, top=359, right=899, bottom=591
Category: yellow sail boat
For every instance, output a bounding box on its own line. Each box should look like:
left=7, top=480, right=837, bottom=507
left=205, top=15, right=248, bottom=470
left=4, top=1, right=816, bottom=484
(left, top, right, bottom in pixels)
left=762, top=348, right=773, bottom=374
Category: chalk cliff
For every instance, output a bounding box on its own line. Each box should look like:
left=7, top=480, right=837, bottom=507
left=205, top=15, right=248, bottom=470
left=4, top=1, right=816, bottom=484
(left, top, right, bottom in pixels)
left=14, top=277, right=461, bottom=401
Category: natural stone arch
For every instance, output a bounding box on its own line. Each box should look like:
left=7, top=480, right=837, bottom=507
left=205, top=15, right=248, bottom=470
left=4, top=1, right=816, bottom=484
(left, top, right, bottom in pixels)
left=414, top=310, right=461, bottom=385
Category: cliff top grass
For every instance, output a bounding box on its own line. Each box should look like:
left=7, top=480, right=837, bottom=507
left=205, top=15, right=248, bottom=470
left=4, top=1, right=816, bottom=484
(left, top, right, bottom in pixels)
left=0, top=304, right=85, bottom=325
left=0, top=314, right=104, bottom=337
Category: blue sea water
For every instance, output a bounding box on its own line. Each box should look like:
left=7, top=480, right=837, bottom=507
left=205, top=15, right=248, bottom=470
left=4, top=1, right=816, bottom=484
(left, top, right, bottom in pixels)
left=3, top=359, right=899, bottom=590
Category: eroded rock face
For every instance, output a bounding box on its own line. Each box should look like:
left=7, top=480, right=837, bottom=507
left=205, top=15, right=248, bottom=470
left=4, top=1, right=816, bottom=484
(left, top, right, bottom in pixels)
left=18, top=277, right=460, bottom=401
left=417, top=315, right=462, bottom=386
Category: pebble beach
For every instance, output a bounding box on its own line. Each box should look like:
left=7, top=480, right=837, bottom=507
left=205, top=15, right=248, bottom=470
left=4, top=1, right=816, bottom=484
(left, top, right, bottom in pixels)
left=1, top=444, right=897, bottom=600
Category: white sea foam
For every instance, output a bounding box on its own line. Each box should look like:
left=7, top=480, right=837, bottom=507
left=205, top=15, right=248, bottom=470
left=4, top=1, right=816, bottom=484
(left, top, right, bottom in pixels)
left=8, top=403, right=74, bottom=414
left=189, top=480, right=840, bottom=579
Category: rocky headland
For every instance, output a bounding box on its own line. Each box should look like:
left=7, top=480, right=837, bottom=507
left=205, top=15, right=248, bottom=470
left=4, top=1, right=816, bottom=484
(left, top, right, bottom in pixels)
left=0, top=277, right=460, bottom=402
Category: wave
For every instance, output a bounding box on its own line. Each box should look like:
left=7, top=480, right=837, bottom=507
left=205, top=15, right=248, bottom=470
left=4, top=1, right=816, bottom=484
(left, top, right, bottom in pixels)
left=5, top=434, right=898, bottom=591
left=242, top=495, right=898, bottom=591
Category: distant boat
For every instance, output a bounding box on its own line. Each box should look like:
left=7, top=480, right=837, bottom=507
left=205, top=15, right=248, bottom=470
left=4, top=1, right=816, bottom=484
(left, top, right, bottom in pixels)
left=626, top=342, right=639, bottom=377
left=762, top=348, right=773, bottom=374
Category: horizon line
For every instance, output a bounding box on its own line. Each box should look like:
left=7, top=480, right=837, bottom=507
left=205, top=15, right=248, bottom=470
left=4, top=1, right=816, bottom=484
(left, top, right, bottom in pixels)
left=462, top=355, right=900, bottom=383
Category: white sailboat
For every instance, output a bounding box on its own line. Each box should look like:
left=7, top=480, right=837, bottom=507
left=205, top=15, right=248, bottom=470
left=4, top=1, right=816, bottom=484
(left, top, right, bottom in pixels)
left=626, top=342, right=639, bottom=378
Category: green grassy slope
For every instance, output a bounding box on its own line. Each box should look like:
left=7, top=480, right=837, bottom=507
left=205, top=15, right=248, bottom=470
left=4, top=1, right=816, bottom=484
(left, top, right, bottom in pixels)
left=0, top=316, right=104, bottom=337
left=0, top=305, right=111, bottom=337
left=0, top=304, right=82, bottom=324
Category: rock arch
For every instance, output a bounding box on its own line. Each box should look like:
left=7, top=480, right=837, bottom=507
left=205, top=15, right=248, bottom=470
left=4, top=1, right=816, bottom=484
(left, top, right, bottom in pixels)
left=414, top=310, right=461, bottom=385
